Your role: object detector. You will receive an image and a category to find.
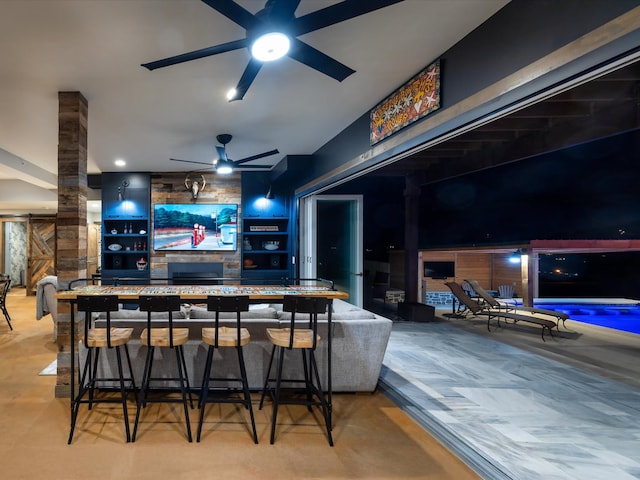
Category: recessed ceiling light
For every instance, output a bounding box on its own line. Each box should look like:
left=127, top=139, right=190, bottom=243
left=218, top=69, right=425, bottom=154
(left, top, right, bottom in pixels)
left=114, top=159, right=126, bottom=167
left=250, top=32, right=290, bottom=62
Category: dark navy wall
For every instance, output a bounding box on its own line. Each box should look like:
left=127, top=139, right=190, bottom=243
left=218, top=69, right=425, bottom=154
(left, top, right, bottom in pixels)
left=290, top=0, right=640, bottom=194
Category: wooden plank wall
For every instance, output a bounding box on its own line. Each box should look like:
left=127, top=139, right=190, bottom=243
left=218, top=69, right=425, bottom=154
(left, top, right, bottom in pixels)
left=491, top=253, right=522, bottom=296
left=419, top=251, right=491, bottom=291
left=377, top=250, right=527, bottom=300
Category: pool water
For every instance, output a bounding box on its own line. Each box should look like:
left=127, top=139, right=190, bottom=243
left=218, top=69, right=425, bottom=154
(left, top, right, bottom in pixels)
left=535, top=303, right=640, bottom=335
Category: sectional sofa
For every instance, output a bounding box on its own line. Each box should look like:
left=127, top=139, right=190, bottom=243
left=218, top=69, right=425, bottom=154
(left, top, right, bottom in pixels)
left=41, top=280, right=393, bottom=392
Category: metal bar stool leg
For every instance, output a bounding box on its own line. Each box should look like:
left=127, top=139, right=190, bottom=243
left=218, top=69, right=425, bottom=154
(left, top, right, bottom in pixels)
left=197, top=296, right=257, bottom=444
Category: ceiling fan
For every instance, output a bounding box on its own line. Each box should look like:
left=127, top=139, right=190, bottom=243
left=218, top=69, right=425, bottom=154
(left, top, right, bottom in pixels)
left=170, top=134, right=279, bottom=174
left=142, top=0, right=405, bottom=101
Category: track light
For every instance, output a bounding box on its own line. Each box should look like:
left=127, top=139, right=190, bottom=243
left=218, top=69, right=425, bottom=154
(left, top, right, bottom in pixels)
left=117, top=180, right=129, bottom=201
left=265, top=185, right=275, bottom=200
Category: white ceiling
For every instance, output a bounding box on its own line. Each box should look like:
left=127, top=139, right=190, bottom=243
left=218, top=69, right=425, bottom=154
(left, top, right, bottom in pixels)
left=0, top=0, right=509, bottom=214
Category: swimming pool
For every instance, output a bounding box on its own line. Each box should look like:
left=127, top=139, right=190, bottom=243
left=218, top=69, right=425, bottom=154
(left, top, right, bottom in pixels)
left=533, top=301, right=640, bottom=335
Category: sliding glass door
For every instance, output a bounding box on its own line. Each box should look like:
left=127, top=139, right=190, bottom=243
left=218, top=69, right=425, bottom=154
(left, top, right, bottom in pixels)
left=300, top=195, right=363, bottom=306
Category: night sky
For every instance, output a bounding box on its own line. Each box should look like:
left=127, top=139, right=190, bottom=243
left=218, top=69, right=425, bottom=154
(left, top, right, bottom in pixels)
left=418, top=129, right=640, bottom=246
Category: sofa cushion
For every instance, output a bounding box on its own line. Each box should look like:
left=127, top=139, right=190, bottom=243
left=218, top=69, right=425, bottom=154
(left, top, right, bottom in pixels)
left=99, top=308, right=184, bottom=320
left=275, top=299, right=376, bottom=321
left=189, top=305, right=278, bottom=319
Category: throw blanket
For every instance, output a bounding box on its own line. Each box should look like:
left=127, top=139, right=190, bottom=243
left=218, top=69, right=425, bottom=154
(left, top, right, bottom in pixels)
left=36, top=276, right=57, bottom=320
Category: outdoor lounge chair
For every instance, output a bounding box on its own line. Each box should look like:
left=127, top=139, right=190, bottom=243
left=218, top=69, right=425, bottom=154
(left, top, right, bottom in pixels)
left=445, top=281, right=557, bottom=341
left=465, top=279, right=568, bottom=328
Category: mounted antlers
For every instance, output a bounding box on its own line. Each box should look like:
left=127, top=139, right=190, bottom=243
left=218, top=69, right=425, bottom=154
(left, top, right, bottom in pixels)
left=184, top=174, right=206, bottom=199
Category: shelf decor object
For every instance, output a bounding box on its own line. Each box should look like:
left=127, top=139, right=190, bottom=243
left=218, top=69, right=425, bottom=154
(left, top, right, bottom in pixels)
left=249, top=225, right=279, bottom=232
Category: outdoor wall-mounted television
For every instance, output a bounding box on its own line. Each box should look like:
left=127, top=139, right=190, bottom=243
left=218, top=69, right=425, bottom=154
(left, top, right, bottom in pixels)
left=423, top=261, right=455, bottom=279
left=153, top=204, right=238, bottom=251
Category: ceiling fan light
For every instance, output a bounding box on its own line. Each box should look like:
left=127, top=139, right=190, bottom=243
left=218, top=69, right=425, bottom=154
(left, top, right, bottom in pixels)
left=250, top=32, right=290, bottom=62
left=216, top=159, right=233, bottom=175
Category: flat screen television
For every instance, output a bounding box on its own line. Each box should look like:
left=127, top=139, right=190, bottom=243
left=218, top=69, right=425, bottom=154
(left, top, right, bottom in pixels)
left=423, top=261, right=455, bottom=279
left=153, top=204, right=238, bottom=251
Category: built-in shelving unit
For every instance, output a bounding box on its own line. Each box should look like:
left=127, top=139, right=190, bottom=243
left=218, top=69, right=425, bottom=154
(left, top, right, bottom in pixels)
left=101, top=173, right=150, bottom=283
left=241, top=174, right=292, bottom=281
left=242, top=218, right=289, bottom=275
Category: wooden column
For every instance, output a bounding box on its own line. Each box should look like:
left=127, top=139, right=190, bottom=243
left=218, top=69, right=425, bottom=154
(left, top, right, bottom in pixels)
left=55, top=92, right=88, bottom=398
left=403, top=174, right=420, bottom=303
left=520, top=250, right=537, bottom=307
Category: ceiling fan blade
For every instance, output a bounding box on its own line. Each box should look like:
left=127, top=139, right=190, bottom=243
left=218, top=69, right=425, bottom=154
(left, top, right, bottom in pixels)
left=288, top=38, right=355, bottom=81
left=233, top=165, right=273, bottom=170
left=233, top=149, right=280, bottom=165
left=201, top=0, right=260, bottom=30
left=170, top=158, right=213, bottom=166
left=292, top=0, right=404, bottom=36
left=229, top=59, right=263, bottom=101
left=142, top=39, right=247, bottom=70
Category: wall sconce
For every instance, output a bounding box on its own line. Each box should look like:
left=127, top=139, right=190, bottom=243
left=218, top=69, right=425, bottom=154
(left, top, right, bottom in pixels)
left=508, top=248, right=527, bottom=264
left=265, top=185, right=275, bottom=200
left=117, top=180, right=129, bottom=201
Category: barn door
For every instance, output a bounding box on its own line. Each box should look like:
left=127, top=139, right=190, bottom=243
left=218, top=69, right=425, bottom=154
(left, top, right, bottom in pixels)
left=26, top=216, right=56, bottom=295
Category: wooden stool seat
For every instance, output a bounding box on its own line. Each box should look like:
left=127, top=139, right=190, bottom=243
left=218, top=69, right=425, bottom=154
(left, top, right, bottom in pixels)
left=140, top=327, right=189, bottom=347
left=202, top=326, right=250, bottom=347
left=266, top=328, right=320, bottom=349
left=86, top=328, right=134, bottom=348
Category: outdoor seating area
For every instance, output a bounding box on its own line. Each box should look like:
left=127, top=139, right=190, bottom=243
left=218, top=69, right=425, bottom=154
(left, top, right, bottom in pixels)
left=445, top=281, right=558, bottom=341
left=465, top=279, right=569, bottom=328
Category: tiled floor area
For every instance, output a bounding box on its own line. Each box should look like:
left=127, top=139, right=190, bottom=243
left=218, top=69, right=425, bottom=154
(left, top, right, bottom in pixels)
left=380, top=314, right=640, bottom=480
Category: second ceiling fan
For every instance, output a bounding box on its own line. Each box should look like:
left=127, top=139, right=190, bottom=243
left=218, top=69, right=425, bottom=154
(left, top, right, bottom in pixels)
left=171, top=134, right=279, bottom=174
left=142, top=0, right=405, bottom=101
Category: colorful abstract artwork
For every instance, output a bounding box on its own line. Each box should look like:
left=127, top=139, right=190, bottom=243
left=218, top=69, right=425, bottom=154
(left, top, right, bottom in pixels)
left=370, top=59, right=441, bottom=145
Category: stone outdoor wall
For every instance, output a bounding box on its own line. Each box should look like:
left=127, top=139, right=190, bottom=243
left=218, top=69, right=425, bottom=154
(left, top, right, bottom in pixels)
left=150, top=172, right=242, bottom=278
left=426, top=291, right=454, bottom=306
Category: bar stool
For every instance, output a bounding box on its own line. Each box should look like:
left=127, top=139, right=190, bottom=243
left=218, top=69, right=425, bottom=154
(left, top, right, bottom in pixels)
left=132, top=295, right=193, bottom=442
left=259, top=295, right=333, bottom=446
left=196, top=296, right=258, bottom=443
left=68, top=295, right=136, bottom=443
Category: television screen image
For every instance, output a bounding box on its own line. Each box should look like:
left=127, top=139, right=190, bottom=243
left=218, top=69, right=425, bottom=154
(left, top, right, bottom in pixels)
left=153, top=204, right=238, bottom=251
left=423, top=261, right=455, bottom=279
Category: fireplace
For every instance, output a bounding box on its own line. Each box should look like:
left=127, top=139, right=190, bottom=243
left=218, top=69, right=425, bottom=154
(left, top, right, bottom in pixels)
left=168, top=262, right=224, bottom=285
